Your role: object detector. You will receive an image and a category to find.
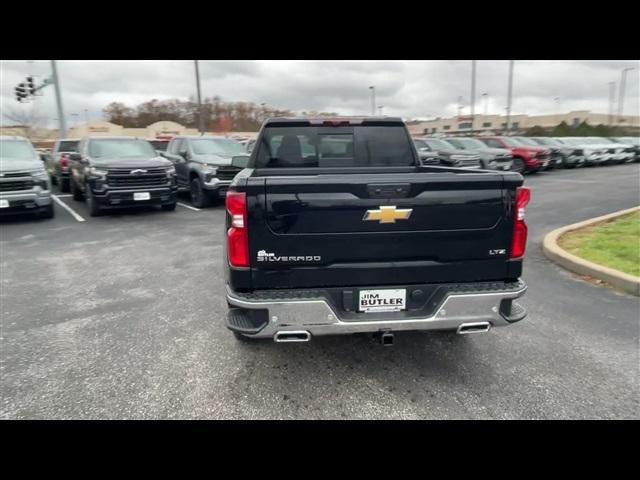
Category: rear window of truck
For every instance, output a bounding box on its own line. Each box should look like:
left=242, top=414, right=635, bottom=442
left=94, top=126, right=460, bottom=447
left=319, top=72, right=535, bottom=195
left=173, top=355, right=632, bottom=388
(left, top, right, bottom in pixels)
left=57, top=141, right=79, bottom=152
left=253, top=126, right=416, bottom=168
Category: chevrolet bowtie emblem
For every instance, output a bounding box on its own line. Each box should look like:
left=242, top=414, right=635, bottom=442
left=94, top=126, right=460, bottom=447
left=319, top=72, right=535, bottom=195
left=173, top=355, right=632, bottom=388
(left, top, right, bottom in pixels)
left=363, top=206, right=413, bottom=224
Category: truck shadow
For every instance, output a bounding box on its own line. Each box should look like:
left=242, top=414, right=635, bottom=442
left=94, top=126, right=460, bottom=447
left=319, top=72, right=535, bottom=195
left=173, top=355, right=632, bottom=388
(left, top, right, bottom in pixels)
left=232, top=330, right=496, bottom=393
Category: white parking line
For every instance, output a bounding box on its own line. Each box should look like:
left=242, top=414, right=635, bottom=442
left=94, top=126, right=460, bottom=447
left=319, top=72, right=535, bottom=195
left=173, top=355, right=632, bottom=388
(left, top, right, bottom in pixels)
left=52, top=194, right=86, bottom=222
left=54, top=194, right=72, bottom=198
left=177, top=202, right=201, bottom=212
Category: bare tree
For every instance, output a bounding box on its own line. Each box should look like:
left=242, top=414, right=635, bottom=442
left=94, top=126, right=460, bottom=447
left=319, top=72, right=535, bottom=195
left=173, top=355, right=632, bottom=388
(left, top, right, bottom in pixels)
left=2, top=104, right=47, bottom=139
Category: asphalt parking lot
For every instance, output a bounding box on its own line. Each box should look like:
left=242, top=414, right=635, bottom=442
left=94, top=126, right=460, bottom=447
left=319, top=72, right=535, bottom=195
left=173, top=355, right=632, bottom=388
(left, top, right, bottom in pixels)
left=1, top=164, right=639, bottom=419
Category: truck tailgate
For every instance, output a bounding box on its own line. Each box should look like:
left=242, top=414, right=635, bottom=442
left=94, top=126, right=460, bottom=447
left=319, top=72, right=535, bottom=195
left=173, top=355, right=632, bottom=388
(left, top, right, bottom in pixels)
left=246, top=170, right=521, bottom=289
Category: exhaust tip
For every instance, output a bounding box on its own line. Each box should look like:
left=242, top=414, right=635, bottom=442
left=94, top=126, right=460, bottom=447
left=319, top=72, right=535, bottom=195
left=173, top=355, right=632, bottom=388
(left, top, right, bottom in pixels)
left=456, top=322, right=491, bottom=335
left=274, top=331, right=311, bottom=343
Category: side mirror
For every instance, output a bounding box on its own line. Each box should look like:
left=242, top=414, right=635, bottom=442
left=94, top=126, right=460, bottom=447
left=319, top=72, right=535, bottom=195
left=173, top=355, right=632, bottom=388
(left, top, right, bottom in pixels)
left=178, top=150, right=188, bottom=159
left=232, top=155, right=250, bottom=168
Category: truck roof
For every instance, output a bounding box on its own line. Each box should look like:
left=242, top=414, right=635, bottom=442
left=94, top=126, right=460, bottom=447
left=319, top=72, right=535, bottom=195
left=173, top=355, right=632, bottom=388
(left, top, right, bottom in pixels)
left=263, top=116, right=405, bottom=126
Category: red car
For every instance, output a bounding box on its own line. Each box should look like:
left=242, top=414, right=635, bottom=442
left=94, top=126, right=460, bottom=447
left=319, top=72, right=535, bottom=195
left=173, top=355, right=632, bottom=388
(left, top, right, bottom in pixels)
left=476, top=136, right=550, bottom=174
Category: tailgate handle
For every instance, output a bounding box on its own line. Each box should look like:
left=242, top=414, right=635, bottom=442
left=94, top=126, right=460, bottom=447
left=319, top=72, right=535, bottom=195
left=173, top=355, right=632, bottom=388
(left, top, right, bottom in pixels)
left=367, top=183, right=411, bottom=198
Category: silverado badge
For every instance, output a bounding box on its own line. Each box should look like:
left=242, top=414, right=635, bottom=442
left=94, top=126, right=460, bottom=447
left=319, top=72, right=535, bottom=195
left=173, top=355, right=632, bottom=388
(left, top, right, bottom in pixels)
left=363, top=206, right=413, bottom=224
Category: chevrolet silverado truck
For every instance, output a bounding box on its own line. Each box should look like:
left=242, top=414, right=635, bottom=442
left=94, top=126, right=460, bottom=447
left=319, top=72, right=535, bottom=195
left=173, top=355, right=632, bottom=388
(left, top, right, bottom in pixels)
left=68, top=136, right=178, bottom=216
left=441, top=136, right=513, bottom=171
left=162, top=135, right=245, bottom=207
left=223, top=117, right=529, bottom=345
left=0, top=136, right=54, bottom=219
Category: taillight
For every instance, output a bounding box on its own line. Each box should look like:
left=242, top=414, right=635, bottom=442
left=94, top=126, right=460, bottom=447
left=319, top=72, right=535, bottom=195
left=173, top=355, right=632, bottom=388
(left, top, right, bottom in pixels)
left=226, top=191, right=249, bottom=267
left=510, top=186, right=531, bottom=259
left=59, top=153, right=69, bottom=167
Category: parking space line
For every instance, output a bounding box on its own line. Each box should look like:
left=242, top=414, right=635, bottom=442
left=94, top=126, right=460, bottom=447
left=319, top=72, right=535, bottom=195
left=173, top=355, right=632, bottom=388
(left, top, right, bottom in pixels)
left=54, top=194, right=72, bottom=198
left=51, top=195, right=86, bottom=222
left=177, top=202, right=201, bottom=212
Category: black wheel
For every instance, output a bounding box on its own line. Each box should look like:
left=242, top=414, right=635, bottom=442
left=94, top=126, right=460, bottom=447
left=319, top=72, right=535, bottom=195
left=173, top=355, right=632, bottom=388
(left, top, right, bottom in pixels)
left=161, top=202, right=177, bottom=211
left=70, top=176, right=84, bottom=201
left=50, top=174, right=58, bottom=186
left=190, top=177, right=211, bottom=208
left=512, top=157, right=525, bottom=174
left=40, top=203, right=54, bottom=219
left=59, top=176, right=70, bottom=193
left=86, top=189, right=102, bottom=217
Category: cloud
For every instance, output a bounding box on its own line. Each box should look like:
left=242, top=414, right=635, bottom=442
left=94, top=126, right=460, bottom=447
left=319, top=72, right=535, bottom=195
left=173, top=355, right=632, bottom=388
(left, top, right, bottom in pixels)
left=1, top=60, right=638, bottom=127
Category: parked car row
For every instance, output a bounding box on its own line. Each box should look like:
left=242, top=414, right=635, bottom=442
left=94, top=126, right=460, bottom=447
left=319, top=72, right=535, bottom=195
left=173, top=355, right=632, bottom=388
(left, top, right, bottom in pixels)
left=2, top=132, right=638, bottom=221
left=413, top=135, right=639, bottom=174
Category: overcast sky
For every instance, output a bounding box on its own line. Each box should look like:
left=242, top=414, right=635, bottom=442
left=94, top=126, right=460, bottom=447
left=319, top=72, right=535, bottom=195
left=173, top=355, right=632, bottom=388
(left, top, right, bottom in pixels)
left=1, top=60, right=638, bottom=127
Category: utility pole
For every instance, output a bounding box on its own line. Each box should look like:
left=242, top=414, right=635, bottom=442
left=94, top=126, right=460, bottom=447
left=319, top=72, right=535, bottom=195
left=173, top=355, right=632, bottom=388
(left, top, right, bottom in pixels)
left=505, top=60, right=514, bottom=135
left=470, top=60, right=476, bottom=131
left=369, top=86, right=376, bottom=116
left=608, top=82, right=616, bottom=126
left=194, top=60, right=205, bottom=134
left=617, top=67, right=635, bottom=124
left=50, top=60, right=67, bottom=139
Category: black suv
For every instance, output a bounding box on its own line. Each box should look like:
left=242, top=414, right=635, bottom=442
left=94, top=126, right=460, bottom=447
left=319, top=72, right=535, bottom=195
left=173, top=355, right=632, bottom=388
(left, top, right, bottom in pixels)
left=68, top=136, right=178, bottom=216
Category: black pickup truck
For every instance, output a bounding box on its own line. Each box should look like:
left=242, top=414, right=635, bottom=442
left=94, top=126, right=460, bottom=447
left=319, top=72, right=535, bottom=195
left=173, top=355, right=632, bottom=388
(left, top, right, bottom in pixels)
left=224, top=117, right=529, bottom=345
left=68, top=136, right=178, bottom=216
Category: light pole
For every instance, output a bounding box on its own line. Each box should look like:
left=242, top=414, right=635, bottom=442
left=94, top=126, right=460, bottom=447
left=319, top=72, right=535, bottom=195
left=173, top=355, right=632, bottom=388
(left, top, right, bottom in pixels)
left=194, top=60, right=205, bottom=134
left=369, top=86, right=376, bottom=116
left=70, top=113, right=79, bottom=128
left=50, top=60, right=67, bottom=139
left=482, top=93, right=488, bottom=116
left=457, top=96, right=463, bottom=117
left=554, top=97, right=560, bottom=124
left=505, top=60, right=514, bottom=135
left=608, top=82, right=616, bottom=126
left=470, top=60, right=476, bottom=131
left=84, top=109, right=89, bottom=124
left=617, top=67, right=635, bottom=124
left=378, top=105, right=384, bottom=116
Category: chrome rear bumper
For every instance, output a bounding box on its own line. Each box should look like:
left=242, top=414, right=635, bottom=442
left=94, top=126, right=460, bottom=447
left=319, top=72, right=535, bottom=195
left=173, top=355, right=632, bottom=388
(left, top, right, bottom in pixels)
left=226, top=281, right=527, bottom=339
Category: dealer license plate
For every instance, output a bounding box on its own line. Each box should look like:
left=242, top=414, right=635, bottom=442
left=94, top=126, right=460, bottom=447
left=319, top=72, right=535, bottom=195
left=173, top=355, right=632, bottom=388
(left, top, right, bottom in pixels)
left=134, top=192, right=150, bottom=201
left=359, top=289, right=406, bottom=313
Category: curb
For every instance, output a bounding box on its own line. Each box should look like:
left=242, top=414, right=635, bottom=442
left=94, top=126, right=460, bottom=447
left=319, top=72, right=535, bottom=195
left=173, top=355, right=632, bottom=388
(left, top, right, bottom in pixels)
left=542, top=206, right=640, bottom=296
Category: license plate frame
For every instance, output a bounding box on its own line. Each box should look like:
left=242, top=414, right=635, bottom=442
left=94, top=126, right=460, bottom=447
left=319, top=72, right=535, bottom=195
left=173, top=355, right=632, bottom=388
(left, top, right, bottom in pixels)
left=358, top=288, right=407, bottom=313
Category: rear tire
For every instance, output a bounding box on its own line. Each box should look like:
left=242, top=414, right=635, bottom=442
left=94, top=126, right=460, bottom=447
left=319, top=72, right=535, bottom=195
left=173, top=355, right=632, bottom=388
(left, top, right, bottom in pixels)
left=70, top=176, right=84, bottom=201
left=190, top=177, right=211, bottom=208
left=59, top=177, right=70, bottom=193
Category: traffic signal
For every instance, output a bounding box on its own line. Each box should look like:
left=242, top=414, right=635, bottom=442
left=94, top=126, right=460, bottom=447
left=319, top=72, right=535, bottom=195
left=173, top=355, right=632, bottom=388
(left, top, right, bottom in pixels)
left=26, top=76, right=36, bottom=95
left=15, top=83, right=28, bottom=102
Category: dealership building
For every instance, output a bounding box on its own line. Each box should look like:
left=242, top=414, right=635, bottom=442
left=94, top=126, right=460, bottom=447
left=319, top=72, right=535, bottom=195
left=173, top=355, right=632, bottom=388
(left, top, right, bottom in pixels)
left=0, top=120, right=258, bottom=148
left=407, top=110, right=640, bottom=136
